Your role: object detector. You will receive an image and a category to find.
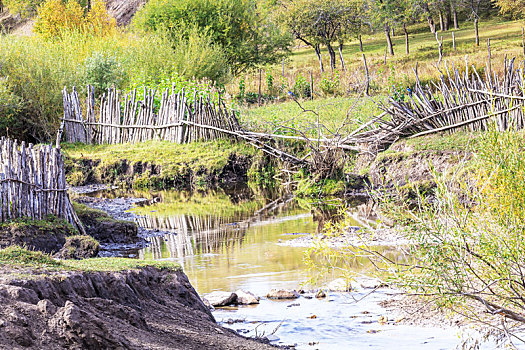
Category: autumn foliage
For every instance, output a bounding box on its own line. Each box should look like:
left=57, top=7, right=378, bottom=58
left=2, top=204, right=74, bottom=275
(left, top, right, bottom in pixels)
left=34, top=0, right=116, bottom=38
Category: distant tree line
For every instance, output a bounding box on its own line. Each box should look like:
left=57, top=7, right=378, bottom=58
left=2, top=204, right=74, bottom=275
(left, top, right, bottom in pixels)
left=277, top=0, right=520, bottom=72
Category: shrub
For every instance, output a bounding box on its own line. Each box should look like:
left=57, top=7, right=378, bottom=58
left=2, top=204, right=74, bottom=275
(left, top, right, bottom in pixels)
left=83, top=52, right=126, bottom=97
left=34, top=0, right=116, bottom=39
left=0, top=77, right=24, bottom=139
left=293, top=74, right=311, bottom=98
left=319, top=72, right=340, bottom=97
left=132, top=0, right=291, bottom=75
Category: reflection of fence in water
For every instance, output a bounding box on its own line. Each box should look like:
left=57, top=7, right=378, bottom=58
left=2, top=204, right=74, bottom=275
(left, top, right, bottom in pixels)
left=137, top=214, right=249, bottom=259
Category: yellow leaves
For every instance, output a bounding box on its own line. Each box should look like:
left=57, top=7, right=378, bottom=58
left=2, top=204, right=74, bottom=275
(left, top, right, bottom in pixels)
left=34, top=0, right=117, bottom=39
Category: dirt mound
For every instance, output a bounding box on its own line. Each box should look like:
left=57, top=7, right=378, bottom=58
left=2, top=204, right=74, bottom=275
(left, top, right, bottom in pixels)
left=0, top=266, right=276, bottom=349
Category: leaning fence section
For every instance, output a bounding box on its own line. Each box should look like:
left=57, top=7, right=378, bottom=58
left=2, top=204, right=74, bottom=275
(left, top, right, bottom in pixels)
left=0, top=137, right=84, bottom=233
left=61, top=86, right=241, bottom=145
left=349, top=57, right=525, bottom=151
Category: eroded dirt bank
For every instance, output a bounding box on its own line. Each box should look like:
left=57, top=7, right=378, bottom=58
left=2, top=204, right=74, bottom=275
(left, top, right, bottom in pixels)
left=0, top=265, right=277, bottom=350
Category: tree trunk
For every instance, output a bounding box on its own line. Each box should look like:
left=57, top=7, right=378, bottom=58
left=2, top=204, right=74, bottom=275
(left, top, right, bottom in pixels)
left=326, top=42, right=337, bottom=71
left=314, top=44, right=324, bottom=73
left=385, top=23, right=394, bottom=55
left=453, top=7, right=459, bottom=29
left=404, top=23, right=409, bottom=55
left=338, top=43, right=346, bottom=71
left=427, top=16, right=436, bottom=33
left=445, top=4, right=451, bottom=31
left=439, top=11, right=444, bottom=32
left=474, top=18, right=479, bottom=46
left=359, top=34, right=363, bottom=52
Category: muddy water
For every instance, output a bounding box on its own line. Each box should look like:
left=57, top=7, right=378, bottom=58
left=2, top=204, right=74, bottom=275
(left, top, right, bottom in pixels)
left=90, top=187, right=482, bottom=349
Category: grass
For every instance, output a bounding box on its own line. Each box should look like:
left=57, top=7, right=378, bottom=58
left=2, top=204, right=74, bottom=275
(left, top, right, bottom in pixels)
left=0, top=216, right=78, bottom=233
left=231, top=18, right=525, bottom=98
left=0, top=246, right=180, bottom=272
left=239, top=96, right=383, bottom=137
left=62, top=139, right=259, bottom=187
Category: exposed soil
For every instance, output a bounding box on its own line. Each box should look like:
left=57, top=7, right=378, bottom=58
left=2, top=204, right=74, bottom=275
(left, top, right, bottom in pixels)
left=0, top=219, right=75, bottom=255
left=0, top=266, right=278, bottom=349
left=66, top=153, right=253, bottom=190
left=380, top=293, right=467, bottom=328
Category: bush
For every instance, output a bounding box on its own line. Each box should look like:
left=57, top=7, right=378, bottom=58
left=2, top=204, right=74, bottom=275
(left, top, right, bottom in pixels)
left=0, top=77, right=24, bottom=139
left=170, top=25, right=229, bottom=84
left=293, top=74, right=311, bottom=98
left=83, top=52, right=126, bottom=97
left=0, top=31, right=213, bottom=142
left=34, top=0, right=116, bottom=39
left=132, top=0, right=291, bottom=75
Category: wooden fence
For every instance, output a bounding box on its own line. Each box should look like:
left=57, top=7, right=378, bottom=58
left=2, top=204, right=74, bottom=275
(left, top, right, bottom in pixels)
left=349, top=57, right=525, bottom=151
left=60, top=86, right=241, bottom=145
left=0, top=137, right=84, bottom=233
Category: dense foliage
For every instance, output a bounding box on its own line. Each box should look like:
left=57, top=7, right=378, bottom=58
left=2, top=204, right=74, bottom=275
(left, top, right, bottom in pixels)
left=132, top=0, right=292, bottom=75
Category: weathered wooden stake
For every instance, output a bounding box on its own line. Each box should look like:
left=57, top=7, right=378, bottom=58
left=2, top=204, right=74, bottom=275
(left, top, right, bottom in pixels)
left=309, top=72, right=314, bottom=100
left=362, top=54, right=370, bottom=96
left=258, top=69, right=262, bottom=106
left=452, top=31, right=456, bottom=51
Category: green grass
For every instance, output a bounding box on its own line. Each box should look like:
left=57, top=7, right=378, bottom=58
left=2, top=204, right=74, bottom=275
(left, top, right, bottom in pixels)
left=63, top=139, right=257, bottom=172
left=0, top=216, right=77, bottom=232
left=0, top=246, right=180, bottom=272
left=230, top=18, right=525, bottom=98
left=239, top=96, right=383, bottom=137
left=62, top=139, right=259, bottom=187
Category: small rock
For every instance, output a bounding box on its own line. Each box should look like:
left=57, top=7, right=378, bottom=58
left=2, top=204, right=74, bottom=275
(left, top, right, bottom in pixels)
left=204, top=291, right=238, bottom=307
left=37, top=299, right=57, bottom=316
left=378, top=315, right=388, bottom=325
left=234, top=290, right=259, bottom=305
left=266, top=289, right=300, bottom=300
left=307, top=314, right=317, bottom=319
left=286, top=303, right=300, bottom=308
left=265, top=334, right=279, bottom=342
left=315, top=290, right=326, bottom=298
left=323, top=278, right=352, bottom=292
left=358, top=278, right=386, bottom=289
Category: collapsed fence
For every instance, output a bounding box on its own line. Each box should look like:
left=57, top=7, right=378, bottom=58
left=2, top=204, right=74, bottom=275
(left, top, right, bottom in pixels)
left=61, top=86, right=241, bottom=145
left=349, top=57, right=525, bottom=152
left=0, top=137, right=84, bottom=233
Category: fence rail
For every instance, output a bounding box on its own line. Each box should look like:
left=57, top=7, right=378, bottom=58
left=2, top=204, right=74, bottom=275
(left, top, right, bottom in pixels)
left=0, top=137, right=84, bottom=233
left=61, top=86, right=241, bottom=145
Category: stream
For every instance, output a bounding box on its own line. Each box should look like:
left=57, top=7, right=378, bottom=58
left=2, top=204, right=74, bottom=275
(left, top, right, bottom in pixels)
left=82, top=186, right=492, bottom=349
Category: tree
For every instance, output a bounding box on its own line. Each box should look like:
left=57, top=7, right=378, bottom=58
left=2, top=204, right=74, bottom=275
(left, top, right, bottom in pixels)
left=280, top=0, right=363, bottom=72
left=133, top=0, right=292, bottom=76
left=493, top=0, right=525, bottom=18
left=369, top=0, right=407, bottom=56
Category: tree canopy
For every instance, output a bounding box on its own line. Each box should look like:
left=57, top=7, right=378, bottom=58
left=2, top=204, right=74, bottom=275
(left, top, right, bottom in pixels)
left=133, top=0, right=292, bottom=75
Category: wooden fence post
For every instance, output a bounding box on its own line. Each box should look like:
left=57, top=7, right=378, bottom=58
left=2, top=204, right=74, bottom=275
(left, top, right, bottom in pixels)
left=362, top=54, right=370, bottom=96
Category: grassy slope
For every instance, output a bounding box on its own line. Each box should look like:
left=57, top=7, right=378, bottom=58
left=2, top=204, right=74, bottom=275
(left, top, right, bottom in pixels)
left=62, top=139, right=259, bottom=187
left=236, top=19, right=524, bottom=141
left=239, top=96, right=383, bottom=136
left=234, top=19, right=523, bottom=101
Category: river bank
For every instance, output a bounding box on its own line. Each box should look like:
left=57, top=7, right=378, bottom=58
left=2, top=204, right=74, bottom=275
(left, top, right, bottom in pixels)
left=0, top=247, right=277, bottom=349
